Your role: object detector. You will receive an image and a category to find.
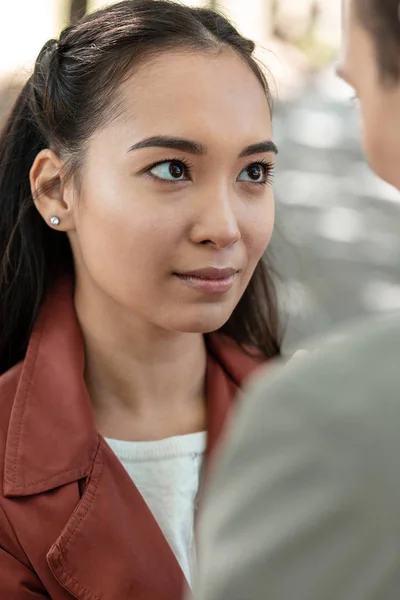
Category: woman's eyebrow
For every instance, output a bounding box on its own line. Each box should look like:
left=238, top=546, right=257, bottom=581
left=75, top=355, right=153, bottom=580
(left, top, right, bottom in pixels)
left=127, top=136, right=278, bottom=156
left=127, top=136, right=206, bottom=155
left=239, top=140, right=278, bottom=157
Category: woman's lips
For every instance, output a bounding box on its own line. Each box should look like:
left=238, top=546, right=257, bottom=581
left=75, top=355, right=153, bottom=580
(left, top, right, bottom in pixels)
left=173, top=267, right=238, bottom=294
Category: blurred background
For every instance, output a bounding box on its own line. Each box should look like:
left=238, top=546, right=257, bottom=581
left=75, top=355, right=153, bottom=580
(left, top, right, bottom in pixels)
left=1, top=0, right=399, bottom=352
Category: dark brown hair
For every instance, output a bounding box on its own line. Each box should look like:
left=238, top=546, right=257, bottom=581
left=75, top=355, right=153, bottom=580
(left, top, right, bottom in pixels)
left=355, top=0, right=400, bottom=82
left=0, top=0, right=281, bottom=374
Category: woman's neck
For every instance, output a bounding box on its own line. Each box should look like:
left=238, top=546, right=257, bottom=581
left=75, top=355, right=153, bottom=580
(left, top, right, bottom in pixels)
left=74, top=283, right=207, bottom=441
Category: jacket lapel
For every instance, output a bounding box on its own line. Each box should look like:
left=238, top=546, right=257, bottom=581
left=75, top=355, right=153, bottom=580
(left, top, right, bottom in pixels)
left=205, top=334, right=264, bottom=466
left=47, top=438, right=185, bottom=600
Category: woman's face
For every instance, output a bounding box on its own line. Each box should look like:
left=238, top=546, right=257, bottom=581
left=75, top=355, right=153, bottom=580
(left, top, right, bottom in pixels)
left=68, top=49, right=275, bottom=334
left=339, top=0, right=400, bottom=188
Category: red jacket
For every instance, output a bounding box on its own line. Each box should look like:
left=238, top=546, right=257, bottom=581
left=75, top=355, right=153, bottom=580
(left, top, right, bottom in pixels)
left=0, top=280, right=262, bottom=600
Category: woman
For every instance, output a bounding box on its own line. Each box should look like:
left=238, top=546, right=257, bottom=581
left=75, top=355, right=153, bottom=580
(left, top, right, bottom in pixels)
left=0, top=1, right=280, bottom=598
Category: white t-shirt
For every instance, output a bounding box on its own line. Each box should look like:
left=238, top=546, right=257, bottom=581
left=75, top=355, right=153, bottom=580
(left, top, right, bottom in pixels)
left=106, top=432, right=207, bottom=587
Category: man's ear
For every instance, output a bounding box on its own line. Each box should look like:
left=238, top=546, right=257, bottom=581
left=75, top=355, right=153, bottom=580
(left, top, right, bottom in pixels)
left=29, top=149, right=76, bottom=231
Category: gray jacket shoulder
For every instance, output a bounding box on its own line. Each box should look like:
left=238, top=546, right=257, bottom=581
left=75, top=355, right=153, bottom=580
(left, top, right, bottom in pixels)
left=195, top=314, right=400, bottom=600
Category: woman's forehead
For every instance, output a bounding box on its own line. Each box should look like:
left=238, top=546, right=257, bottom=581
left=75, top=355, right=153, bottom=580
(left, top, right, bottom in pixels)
left=115, top=50, right=271, bottom=132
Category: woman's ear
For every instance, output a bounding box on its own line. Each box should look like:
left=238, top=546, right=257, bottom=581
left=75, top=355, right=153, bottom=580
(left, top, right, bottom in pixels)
left=29, top=149, right=76, bottom=231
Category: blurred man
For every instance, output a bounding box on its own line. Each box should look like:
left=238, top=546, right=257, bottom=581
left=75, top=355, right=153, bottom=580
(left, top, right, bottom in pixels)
left=193, top=2, right=400, bottom=599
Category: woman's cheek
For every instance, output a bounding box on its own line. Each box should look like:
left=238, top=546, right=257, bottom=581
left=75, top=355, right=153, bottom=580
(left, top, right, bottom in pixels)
left=247, top=196, right=275, bottom=259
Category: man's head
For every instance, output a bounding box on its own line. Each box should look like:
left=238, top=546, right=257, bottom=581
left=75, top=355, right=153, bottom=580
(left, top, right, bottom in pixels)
left=338, top=0, right=400, bottom=187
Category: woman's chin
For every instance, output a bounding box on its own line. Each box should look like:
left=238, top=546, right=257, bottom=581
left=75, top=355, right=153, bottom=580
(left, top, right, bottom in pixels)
left=165, top=307, right=234, bottom=335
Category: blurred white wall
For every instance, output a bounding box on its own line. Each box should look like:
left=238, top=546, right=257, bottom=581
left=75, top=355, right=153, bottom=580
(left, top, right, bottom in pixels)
left=0, top=0, right=66, bottom=80
left=217, top=0, right=272, bottom=42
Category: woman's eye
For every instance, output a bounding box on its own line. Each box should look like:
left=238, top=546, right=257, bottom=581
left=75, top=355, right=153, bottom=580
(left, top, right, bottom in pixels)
left=149, top=160, right=188, bottom=181
left=238, top=163, right=269, bottom=184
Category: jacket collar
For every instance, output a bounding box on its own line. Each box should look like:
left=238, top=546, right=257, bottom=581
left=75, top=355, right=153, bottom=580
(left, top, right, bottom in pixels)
left=3, top=278, right=263, bottom=498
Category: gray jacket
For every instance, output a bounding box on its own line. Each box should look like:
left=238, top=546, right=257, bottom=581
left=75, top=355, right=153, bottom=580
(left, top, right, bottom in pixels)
left=194, top=315, right=400, bottom=600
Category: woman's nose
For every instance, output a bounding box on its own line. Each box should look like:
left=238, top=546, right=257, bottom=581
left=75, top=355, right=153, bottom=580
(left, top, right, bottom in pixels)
left=189, top=191, right=241, bottom=250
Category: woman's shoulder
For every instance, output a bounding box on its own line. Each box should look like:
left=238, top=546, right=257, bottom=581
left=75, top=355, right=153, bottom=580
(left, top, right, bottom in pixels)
left=207, top=333, right=267, bottom=387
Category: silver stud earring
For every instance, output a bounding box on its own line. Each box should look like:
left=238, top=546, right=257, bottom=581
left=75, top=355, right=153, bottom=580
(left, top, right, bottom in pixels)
left=50, top=216, right=60, bottom=226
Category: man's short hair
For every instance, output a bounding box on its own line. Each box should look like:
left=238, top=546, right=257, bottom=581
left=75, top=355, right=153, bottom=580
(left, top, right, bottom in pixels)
left=355, top=0, right=400, bottom=83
